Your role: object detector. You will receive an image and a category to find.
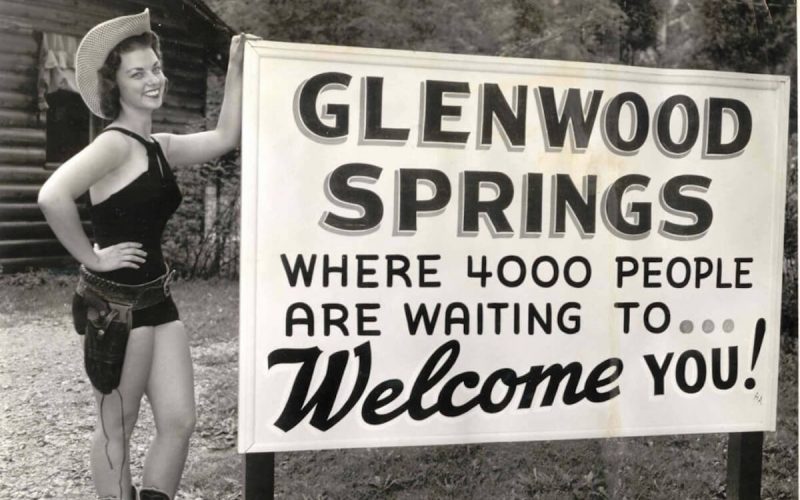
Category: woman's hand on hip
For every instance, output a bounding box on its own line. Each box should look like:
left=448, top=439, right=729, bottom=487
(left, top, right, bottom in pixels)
left=87, top=242, right=147, bottom=272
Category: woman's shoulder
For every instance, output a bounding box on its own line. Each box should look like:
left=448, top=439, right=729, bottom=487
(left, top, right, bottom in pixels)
left=60, top=130, right=133, bottom=177
left=39, top=129, right=136, bottom=199
left=90, top=129, right=134, bottom=156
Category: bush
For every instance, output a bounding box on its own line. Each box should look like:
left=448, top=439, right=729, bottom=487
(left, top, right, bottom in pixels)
left=163, top=148, right=240, bottom=279
left=0, top=268, right=75, bottom=289
left=783, top=134, right=798, bottom=337
left=161, top=69, right=241, bottom=279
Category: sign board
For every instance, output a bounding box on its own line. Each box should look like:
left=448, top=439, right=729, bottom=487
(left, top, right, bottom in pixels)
left=239, top=41, right=790, bottom=453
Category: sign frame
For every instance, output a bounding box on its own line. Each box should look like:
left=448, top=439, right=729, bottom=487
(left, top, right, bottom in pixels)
left=238, top=40, right=791, bottom=454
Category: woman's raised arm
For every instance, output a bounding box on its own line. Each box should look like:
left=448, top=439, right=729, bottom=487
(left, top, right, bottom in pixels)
left=155, top=33, right=258, bottom=166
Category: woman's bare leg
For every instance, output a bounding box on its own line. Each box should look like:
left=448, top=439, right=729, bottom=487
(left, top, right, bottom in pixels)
left=91, top=326, right=154, bottom=500
left=141, top=320, right=195, bottom=497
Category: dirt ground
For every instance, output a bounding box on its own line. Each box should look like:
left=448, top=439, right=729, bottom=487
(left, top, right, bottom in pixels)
left=1, top=279, right=797, bottom=499
left=0, top=280, right=239, bottom=499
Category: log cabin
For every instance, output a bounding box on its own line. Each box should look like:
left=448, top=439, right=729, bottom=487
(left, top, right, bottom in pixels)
left=0, top=0, right=233, bottom=272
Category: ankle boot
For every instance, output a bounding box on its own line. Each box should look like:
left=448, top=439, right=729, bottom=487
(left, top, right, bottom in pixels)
left=139, top=488, right=170, bottom=500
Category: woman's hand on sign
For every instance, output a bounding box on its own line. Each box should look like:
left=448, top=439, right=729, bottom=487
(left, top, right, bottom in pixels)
left=88, top=242, right=147, bottom=272
left=149, top=32, right=260, bottom=168
left=229, top=33, right=261, bottom=73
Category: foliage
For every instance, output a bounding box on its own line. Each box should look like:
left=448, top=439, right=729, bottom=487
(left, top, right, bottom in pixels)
left=693, top=0, right=797, bottom=132
left=165, top=150, right=240, bottom=278
left=245, top=0, right=370, bottom=46
left=206, top=0, right=510, bottom=55
left=784, top=134, right=798, bottom=337
left=0, top=269, right=75, bottom=321
left=204, top=0, right=369, bottom=46
left=500, top=0, right=629, bottom=63
left=354, top=0, right=508, bottom=54
left=615, top=0, right=659, bottom=65
left=159, top=68, right=240, bottom=278
left=694, top=0, right=796, bottom=74
left=0, top=267, right=74, bottom=290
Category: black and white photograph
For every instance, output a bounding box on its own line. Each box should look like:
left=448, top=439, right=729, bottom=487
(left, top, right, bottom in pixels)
left=0, top=1, right=796, bottom=499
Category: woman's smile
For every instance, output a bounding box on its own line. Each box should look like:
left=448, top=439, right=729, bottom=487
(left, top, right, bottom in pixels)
left=116, top=47, right=165, bottom=112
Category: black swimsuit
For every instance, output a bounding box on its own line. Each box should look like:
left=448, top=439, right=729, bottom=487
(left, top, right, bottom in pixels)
left=84, top=126, right=183, bottom=328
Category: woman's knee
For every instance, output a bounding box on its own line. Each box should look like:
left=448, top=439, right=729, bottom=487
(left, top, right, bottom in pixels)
left=156, top=408, right=196, bottom=441
left=95, top=398, right=140, bottom=437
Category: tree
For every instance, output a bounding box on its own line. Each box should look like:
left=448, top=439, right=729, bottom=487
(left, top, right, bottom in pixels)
left=500, top=0, right=628, bottom=63
left=615, top=0, right=659, bottom=65
left=356, top=0, right=508, bottom=54
left=205, top=0, right=510, bottom=54
left=204, top=0, right=369, bottom=45
left=695, top=0, right=796, bottom=74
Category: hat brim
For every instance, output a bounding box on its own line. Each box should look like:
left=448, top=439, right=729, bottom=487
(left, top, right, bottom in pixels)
left=75, top=9, right=151, bottom=119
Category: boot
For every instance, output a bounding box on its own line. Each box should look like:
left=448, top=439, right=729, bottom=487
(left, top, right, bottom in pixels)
left=139, top=488, right=170, bottom=500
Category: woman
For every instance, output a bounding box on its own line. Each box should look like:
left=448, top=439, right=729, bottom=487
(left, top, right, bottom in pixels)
left=38, top=9, right=253, bottom=500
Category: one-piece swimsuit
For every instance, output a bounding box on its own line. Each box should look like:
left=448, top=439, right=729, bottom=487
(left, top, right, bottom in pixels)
left=79, top=126, right=183, bottom=328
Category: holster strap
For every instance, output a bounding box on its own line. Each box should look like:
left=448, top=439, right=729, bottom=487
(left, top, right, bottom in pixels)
left=76, top=265, right=175, bottom=311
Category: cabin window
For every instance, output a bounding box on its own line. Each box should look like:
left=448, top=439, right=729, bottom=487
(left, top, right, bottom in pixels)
left=38, top=32, right=103, bottom=169
left=44, top=89, right=92, bottom=168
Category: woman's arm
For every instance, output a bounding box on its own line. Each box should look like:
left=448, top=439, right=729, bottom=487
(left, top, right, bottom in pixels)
left=156, top=34, right=256, bottom=166
left=38, top=133, right=147, bottom=271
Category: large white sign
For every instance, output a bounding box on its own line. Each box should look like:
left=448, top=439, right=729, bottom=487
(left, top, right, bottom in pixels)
left=239, top=41, right=789, bottom=453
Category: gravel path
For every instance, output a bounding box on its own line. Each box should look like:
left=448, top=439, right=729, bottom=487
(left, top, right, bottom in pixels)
left=0, top=303, right=239, bottom=500
left=1, top=282, right=796, bottom=499
left=1, top=309, right=100, bottom=498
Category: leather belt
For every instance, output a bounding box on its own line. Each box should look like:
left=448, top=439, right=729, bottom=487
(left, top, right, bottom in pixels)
left=76, top=265, right=175, bottom=310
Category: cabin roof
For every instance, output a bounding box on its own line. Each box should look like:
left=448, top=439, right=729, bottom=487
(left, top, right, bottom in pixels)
left=183, top=0, right=235, bottom=37
left=181, top=0, right=237, bottom=67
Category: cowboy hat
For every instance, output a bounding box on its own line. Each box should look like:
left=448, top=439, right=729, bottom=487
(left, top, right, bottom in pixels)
left=75, top=9, right=152, bottom=118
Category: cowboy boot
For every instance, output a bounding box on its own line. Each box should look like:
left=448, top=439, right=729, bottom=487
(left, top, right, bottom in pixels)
left=139, top=488, right=170, bottom=500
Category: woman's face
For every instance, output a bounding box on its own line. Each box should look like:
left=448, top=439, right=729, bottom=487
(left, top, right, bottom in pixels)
left=115, top=47, right=165, bottom=115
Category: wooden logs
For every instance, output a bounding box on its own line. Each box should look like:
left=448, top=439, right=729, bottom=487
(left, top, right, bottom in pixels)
left=0, top=202, right=89, bottom=221
left=0, top=184, right=40, bottom=202
left=0, top=220, right=91, bottom=240
left=0, top=31, right=37, bottom=55
left=0, top=128, right=45, bottom=146
left=0, top=146, right=46, bottom=165
left=0, top=238, right=66, bottom=258
left=0, top=73, right=35, bottom=93
left=0, top=91, right=36, bottom=110
left=0, top=165, right=51, bottom=184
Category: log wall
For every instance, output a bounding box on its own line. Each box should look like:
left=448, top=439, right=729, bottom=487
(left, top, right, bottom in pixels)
left=0, top=0, right=229, bottom=273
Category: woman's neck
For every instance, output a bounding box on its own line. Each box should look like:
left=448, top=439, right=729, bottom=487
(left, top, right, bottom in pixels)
left=112, top=110, right=153, bottom=139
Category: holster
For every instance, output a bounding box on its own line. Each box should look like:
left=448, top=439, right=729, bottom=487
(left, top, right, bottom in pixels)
left=72, top=265, right=174, bottom=394
left=81, top=288, right=133, bottom=395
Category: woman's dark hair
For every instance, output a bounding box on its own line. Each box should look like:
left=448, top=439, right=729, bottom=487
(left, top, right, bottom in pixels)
left=97, top=31, right=165, bottom=119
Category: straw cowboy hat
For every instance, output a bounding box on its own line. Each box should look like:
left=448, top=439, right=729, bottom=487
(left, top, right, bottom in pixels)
left=75, top=8, right=152, bottom=118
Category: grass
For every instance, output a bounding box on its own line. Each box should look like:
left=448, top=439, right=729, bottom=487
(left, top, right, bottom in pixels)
left=1, top=274, right=796, bottom=499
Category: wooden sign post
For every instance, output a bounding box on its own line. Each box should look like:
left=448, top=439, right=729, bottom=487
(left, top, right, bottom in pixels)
left=243, top=452, right=275, bottom=500
left=727, top=432, right=765, bottom=499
